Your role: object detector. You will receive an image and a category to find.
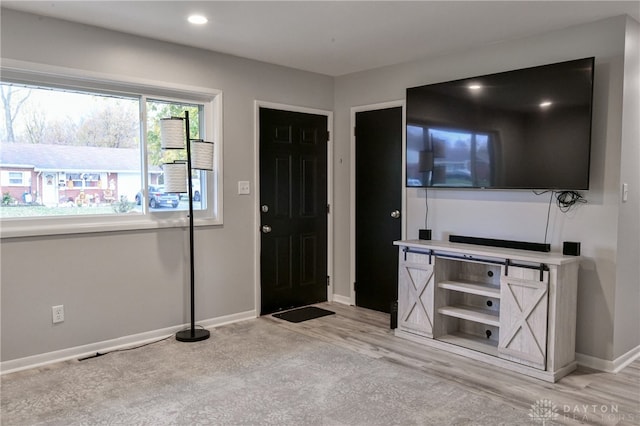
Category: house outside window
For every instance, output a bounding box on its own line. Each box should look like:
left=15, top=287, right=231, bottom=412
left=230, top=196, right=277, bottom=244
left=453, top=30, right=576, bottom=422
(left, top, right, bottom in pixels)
left=0, top=71, right=221, bottom=235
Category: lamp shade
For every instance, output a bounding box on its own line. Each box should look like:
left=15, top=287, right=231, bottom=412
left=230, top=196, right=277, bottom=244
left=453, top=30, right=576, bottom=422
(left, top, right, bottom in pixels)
left=190, top=139, right=214, bottom=171
left=160, top=117, right=185, bottom=149
left=163, top=161, right=188, bottom=193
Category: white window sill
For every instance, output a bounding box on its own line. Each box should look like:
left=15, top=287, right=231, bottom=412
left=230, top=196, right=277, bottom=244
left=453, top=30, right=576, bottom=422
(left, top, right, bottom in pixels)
left=0, top=216, right=222, bottom=239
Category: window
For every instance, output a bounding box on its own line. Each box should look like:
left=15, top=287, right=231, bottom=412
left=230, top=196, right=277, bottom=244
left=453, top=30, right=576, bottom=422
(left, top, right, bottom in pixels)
left=66, top=173, right=102, bottom=188
left=0, top=71, right=221, bottom=235
left=144, top=99, right=207, bottom=212
left=9, top=172, right=25, bottom=185
left=1, top=171, right=28, bottom=186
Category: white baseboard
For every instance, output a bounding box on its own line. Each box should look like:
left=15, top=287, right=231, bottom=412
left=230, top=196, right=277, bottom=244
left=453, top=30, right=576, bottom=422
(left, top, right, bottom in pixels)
left=331, top=294, right=353, bottom=306
left=0, top=309, right=256, bottom=376
left=576, top=344, right=640, bottom=373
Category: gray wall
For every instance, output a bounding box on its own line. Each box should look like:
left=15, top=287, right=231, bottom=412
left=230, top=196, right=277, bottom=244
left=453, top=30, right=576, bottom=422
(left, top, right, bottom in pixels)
left=0, top=9, right=333, bottom=362
left=332, top=15, right=638, bottom=362
left=613, top=17, right=640, bottom=359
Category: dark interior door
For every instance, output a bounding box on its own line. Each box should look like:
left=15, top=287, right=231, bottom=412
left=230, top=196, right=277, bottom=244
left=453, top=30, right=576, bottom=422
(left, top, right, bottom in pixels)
left=355, top=107, right=403, bottom=313
left=260, top=107, right=328, bottom=315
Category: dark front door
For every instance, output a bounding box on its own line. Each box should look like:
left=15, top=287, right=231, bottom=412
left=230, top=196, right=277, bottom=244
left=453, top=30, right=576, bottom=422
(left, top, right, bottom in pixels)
left=355, top=106, right=403, bottom=313
left=259, top=107, right=328, bottom=315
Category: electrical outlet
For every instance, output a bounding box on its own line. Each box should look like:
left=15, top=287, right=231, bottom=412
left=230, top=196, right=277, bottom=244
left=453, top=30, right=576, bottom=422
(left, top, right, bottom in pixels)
left=52, top=305, right=64, bottom=324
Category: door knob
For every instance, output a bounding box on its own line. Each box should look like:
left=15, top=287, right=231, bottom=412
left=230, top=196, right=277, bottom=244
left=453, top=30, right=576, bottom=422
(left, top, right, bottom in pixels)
left=262, top=225, right=272, bottom=233
left=261, top=204, right=269, bottom=213
left=391, top=210, right=401, bottom=219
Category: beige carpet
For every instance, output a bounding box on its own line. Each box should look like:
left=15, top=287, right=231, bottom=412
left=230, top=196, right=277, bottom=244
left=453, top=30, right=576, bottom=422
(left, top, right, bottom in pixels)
left=2, top=316, right=528, bottom=425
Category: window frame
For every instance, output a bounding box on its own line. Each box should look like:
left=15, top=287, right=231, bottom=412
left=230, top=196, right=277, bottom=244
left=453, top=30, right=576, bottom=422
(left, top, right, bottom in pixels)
left=1, top=171, right=28, bottom=186
left=0, top=60, right=223, bottom=238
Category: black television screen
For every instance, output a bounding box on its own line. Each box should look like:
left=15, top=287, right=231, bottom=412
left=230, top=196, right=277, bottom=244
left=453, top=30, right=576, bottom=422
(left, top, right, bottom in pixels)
left=406, top=57, right=594, bottom=189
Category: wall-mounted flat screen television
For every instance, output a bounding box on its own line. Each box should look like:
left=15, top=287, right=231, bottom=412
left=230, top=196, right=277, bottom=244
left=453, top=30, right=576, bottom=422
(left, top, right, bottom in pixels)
left=406, top=57, right=595, bottom=189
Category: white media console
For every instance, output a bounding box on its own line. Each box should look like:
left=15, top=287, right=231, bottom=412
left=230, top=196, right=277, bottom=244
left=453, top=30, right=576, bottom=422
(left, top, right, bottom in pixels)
left=394, top=239, right=580, bottom=382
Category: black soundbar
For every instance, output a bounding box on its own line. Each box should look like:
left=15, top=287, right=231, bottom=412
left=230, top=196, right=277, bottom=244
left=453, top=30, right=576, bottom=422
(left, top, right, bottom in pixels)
left=449, top=235, right=551, bottom=253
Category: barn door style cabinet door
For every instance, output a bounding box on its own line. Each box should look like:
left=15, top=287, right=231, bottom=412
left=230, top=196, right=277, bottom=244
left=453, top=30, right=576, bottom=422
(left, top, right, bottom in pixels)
left=397, top=251, right=435, bottom=338
left=394, top=240, right=580, bottom=383
left=498, top=266, right=549, bottom=370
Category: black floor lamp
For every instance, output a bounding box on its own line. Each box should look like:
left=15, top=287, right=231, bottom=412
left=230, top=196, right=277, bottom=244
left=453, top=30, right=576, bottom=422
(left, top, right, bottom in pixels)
left=161, top=111, right=213, bottom=342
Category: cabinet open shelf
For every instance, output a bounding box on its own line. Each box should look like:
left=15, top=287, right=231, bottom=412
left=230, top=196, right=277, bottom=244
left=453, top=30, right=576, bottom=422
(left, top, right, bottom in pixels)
left=437, top=280, right=500, bottom=298
left=438, top=331, right=499, bottom=357
left=437, top=305, right=500, bottom=327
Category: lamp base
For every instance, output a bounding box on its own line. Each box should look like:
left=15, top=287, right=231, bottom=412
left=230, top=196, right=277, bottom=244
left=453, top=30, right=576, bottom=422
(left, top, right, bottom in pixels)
left=176, top=328, right=210, bottom=342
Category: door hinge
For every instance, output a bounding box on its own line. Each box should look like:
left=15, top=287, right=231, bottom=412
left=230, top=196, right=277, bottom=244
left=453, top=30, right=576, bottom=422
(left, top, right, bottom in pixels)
left=327, top=276, right=330, bottom=287
left=354, top=282, right=357, bottom=291
left=326, top=204, right=330, bottom=214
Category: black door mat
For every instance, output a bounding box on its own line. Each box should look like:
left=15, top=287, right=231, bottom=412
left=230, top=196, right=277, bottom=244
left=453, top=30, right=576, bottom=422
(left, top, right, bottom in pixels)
left=272, top=306, right=335, bottom=323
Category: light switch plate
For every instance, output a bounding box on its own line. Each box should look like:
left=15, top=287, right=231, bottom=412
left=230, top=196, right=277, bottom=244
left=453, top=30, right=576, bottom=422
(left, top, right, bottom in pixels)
left=238, top=181, right=250, bottom=195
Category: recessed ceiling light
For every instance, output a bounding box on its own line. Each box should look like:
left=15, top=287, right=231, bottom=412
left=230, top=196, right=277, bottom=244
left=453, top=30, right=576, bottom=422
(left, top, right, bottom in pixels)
left=468, top=83, right=482, bottom=91
left=188, top=14, right=208, bottom=25
left=540, top=101, right=553, bottom=108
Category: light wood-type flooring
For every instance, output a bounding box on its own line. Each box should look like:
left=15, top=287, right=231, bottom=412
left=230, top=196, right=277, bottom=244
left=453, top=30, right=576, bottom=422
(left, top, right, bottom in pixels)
left=2, top=301, right=638, bottom=425
left=267, top=302, right=640, bottom=425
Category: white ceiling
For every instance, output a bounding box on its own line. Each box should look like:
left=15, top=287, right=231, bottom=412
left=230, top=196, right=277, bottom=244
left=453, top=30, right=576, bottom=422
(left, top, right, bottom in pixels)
left=2, top=1, right=639, bottom=76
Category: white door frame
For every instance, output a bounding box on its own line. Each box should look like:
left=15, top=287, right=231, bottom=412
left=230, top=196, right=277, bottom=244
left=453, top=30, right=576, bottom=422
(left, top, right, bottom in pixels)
left=253, top=100, right=334, bottom=315
left=349, top=100, right=406, bottom=306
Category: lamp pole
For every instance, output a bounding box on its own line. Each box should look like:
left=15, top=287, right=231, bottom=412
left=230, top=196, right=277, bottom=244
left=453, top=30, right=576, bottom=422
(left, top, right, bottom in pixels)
left=176, top=110, right=210, bottom=342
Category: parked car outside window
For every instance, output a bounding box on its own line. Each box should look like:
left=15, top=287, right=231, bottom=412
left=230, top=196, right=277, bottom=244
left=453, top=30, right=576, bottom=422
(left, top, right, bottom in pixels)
left=179, top=179, right=201, bottom=202
left=135, top=185, right=179, bottom=208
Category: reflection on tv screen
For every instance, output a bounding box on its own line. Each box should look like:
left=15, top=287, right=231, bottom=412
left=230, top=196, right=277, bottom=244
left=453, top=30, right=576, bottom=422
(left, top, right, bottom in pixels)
left=407, top=126, right=494, bottom=187
left=406, top=57, right=594, bottom=190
